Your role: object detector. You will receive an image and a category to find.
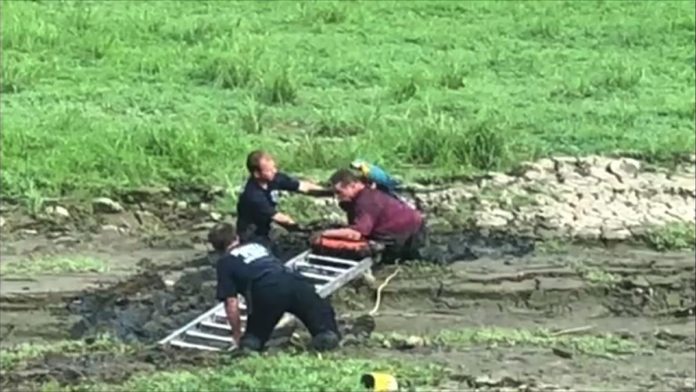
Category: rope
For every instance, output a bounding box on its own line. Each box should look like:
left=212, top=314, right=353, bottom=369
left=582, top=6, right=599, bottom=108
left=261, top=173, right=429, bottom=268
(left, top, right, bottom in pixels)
left=368, top=267, right=400, bottom=316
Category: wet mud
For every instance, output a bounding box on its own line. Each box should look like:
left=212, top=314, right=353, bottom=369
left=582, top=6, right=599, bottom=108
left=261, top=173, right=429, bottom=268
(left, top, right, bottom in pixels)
left=410, top=228, right=536, bottom=264
left=1, top=345, right=231, bottom=389
left=1, top=227, right=694, bottom=391
left=63, top=229, right=536, bottom=344
left=67, top=269, right=215, bottom=344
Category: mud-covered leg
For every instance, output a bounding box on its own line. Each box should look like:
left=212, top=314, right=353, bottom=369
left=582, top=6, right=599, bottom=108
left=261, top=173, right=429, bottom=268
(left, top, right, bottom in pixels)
left=288, top=278, right=340, bottom=351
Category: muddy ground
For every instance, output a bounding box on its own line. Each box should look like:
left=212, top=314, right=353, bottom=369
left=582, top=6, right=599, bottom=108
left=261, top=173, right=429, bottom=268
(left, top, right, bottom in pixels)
left=0, top=222, right=694, bottom=391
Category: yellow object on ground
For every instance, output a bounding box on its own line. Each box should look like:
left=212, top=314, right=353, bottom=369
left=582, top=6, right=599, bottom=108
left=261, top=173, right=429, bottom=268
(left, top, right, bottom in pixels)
left=360, top=372, right=399, bottom=392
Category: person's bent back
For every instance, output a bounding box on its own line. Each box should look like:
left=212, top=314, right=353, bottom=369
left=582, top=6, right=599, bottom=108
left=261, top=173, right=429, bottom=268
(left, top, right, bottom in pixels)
left=209, top=222, right=340, bottom=352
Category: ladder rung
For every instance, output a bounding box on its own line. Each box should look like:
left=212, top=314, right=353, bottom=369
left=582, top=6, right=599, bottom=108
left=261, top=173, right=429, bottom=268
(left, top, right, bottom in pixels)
left=213, top=311, right=247, bottom=321
left=169, top=339, right=222, bottom=351
left=185, top=330, right=234, bottom=343
left=294, top=261, right=348, bottom=274
left=201, top=320, right=231, bottom=330
left=300, top=271, right=334, bottom=282
left=201, top=320, right=246, bottom=333
left=307, top=254, right=359, bottom=266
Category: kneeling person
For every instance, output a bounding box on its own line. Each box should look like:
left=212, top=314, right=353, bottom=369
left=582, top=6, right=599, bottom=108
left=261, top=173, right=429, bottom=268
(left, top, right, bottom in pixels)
left=208, top=223, right=340, bottom=352
left=322, top=169, right=426, bottom=261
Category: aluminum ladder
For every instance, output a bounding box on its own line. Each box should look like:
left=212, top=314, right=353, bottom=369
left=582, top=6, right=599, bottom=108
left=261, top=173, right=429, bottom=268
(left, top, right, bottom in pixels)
left=158, top=249, right=375, bottom=351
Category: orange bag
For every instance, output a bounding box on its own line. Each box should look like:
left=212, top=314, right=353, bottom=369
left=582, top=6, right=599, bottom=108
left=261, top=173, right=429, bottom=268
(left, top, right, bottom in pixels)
left=310, top=235, right=373, bottom=260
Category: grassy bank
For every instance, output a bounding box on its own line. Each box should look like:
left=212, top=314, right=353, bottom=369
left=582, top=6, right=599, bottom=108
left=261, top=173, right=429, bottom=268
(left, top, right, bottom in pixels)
left=1, top=339, right=444, bottom=392
left=2, top=1, right=694, bottom=201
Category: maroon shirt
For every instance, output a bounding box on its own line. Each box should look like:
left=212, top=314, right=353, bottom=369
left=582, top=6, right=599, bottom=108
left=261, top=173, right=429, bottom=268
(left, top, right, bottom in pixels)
left=341, top=188, right=423, bottom=241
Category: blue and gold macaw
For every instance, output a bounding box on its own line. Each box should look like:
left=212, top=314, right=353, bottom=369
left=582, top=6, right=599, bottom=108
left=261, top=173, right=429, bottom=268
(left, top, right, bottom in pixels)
left=350, top=159, right=401, bottom=197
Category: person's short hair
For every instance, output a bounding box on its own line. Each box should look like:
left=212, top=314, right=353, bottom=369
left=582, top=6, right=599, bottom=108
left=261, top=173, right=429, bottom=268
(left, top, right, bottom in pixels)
left=329, top=169, right=360, bottom=187
left=246, top=150, right=270, bottom=174
left=208, top=223, right=237, bottom=252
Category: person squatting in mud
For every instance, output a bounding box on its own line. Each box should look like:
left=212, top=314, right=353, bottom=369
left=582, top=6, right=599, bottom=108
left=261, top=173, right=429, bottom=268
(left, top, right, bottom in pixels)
left=319, top=168, right=427, bottom=262
left=236, top=150, right=328, bottom=252
left=208, top=222, right=341, bottom=352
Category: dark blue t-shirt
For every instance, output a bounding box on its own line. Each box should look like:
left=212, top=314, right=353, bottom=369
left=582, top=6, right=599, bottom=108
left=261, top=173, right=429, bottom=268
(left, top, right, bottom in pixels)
left=216, top=243, right=284, bottom=301
left=236, top=172, right=300, bottom=238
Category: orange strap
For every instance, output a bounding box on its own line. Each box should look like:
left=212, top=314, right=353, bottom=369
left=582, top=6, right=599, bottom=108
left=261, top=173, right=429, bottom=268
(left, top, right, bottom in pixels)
left=311, top=236, right=370, bottom=252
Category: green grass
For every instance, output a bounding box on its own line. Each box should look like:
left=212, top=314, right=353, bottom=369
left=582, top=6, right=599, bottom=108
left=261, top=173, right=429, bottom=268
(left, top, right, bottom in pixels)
left=1, top=338, right=443, bottom=392
left=374, top=326, right=640, bottom=358
left=0, top=256, right=109, bottom=277
left=435, top=327, right=638, bottom=357
left=35, top=352, right=445, bottom=392
left=0, top=335, right=129, bottom=372
left=277, top=194, right=337, bottom=224
left=644, top=222, right=696, bottom=251
left=535, top=239, right=568, bottom=255
left=570, top=262, right=621, bottom=285
left=2, top=1, right=694, bottom=203
left=123, top=353, right=442, bottom=392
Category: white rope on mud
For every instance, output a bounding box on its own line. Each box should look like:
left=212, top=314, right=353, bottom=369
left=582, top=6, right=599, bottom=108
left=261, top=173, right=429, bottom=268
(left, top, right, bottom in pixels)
left=368, top=267, right=401, bottom=316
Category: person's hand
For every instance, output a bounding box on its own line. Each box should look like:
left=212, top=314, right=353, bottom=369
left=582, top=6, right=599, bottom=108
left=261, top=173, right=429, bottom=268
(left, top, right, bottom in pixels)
left=314, top=188, right=335, bottom=197
left=309, top=231, right=323, bottom=245
left=232, top=332, right=241, bottom=348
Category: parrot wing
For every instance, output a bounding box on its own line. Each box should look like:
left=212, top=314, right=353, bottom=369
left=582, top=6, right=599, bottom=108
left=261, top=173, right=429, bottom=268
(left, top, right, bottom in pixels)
left=368, top=165, right=400, bottom=189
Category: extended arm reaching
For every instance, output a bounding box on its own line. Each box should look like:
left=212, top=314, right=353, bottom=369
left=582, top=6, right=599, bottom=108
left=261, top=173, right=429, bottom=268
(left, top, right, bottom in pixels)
left=298, top=181, right=333, bottom=196
left=271, top=212, right=298, bottom=228
left=320, top=227, right=363, bottom=241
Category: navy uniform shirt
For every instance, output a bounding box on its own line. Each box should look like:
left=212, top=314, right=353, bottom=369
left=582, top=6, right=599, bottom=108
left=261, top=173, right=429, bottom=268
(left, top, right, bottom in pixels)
left=216, top=243, right=284, bottom=301
left=236, top=173, right=300, bottom=239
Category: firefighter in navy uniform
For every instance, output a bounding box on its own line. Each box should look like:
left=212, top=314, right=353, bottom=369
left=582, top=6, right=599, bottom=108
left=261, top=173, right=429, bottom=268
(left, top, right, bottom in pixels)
left=208, top=222, right=340, bottom=352
left=236, top=150, right=328, bottom=251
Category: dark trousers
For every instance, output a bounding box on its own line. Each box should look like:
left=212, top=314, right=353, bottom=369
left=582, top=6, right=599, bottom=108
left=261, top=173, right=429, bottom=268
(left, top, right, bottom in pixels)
left=243, top=271, right=339, bottom=348
left=379, top=223, right=429, bottom=263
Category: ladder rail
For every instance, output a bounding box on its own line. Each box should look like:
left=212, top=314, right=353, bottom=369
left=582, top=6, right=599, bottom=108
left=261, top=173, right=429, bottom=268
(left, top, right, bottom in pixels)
left=285, top=250, right=311, bottom=268
left=307, top=254, right=360, bottom=266
left=170, top=340, right=222, bottom=351
left=158, top=302, right=225, bottom=345
left=293, top=261, right=347, bottom=275
left=318, top=256, right=372, bottom=298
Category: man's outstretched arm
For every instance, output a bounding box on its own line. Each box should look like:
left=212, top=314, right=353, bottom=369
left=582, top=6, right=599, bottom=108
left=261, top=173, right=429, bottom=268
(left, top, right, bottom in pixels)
left=272, top=212, right=298, bottom=228
left=321, top=208, right=375, bottom=240
left=246, top=194, right=298, bottom=230
left=275, top=172, right=331, bottom=196
left=320, top=227, right=363, bottom=241
left=298, top=181, right=332, bottom=196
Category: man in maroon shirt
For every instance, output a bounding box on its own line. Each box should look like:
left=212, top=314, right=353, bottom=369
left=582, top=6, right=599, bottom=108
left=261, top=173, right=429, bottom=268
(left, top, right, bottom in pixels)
left=320, top=169, right=426, bottom=261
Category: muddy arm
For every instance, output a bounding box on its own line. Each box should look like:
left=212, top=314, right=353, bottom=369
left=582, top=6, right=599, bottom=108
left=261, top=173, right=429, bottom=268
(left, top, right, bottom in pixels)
left=320, top=227, right=363, bottom=241
left=224, top=297, right=242, bottom=346
left=299, top=181, right=333, bottom=197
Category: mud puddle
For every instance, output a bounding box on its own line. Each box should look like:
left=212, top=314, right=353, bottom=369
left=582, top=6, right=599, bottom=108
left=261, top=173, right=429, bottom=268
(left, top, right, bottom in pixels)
left=1, top=230, right=694, bottom=391
left=0, top=229, right=535, bottom=344
left=61, top=230, right=535, bottom=343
